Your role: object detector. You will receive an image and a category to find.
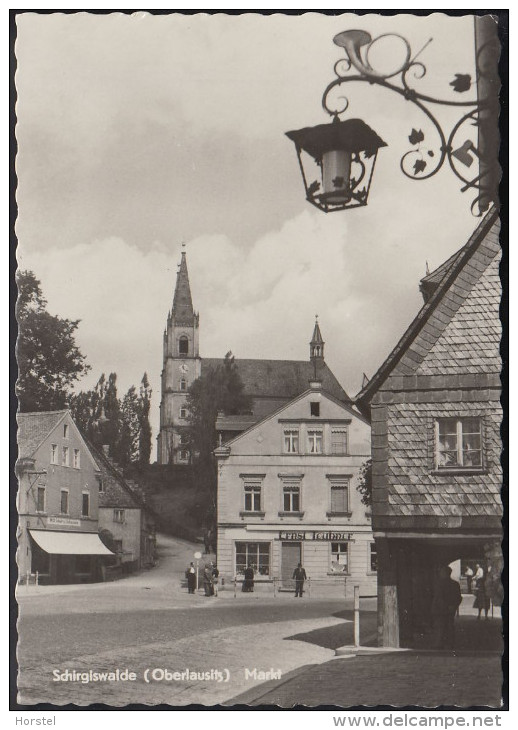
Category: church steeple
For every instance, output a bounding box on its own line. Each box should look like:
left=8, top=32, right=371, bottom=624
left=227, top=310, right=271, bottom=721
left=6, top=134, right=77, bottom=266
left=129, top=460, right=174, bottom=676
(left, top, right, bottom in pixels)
left=172, top=248, right=196, bottom=326
left=310, top=315, right=325, bottom=361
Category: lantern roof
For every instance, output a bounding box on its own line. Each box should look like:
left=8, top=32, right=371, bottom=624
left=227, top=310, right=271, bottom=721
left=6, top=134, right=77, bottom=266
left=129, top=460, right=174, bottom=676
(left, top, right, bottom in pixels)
left=285, top=117, right=387, bottom=162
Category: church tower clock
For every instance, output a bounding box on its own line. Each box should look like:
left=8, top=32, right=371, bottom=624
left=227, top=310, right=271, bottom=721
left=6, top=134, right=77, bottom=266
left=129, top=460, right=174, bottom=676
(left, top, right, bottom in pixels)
left=157, top=249, right=201, bottom=464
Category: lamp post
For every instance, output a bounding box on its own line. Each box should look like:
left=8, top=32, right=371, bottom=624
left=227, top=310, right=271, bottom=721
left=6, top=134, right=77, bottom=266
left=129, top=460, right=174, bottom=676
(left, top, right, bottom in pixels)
left=286, top=16, right=499, bottom=216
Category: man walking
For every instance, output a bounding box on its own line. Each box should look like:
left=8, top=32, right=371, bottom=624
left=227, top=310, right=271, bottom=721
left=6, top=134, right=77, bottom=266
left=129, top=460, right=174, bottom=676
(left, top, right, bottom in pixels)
left=293, top=563, right=307, bottom=598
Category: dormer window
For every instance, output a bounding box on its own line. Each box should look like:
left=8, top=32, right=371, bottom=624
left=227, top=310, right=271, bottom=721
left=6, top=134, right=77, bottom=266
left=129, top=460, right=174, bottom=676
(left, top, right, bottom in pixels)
left=179, top=336, right=189, bottom=355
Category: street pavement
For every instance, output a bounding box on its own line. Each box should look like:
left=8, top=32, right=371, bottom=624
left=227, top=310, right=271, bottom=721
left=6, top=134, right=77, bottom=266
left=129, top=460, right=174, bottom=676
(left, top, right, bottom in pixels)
left=16, top=533, right=504, bottom=708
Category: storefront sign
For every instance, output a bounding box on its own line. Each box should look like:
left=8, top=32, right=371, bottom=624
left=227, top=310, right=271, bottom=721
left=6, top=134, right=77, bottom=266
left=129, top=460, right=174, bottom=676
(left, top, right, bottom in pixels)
left=279, top=531, right=353, bottom=541
left=48, top=516, right=81, bottom=527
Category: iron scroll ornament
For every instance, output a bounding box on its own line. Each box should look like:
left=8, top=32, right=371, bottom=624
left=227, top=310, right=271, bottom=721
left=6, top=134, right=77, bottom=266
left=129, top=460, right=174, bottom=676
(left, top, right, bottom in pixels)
left=322, top=29, right=498, bottom=215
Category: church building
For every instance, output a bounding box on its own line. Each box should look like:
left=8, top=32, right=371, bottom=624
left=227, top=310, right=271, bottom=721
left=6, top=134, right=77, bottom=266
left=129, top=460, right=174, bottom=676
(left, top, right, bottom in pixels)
left=157, top=251, right=350, bottom=464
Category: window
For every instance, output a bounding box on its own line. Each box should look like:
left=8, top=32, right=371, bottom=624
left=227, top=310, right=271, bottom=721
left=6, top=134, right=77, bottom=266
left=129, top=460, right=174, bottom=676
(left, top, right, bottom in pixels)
left=98, top=479, right=105, bottom=494
left=310, top=401, right=320, bottom=417
left=307, top=429, right=323, bottom=454
left=73, top=449, right=80, bottom=469
left=180, top=378, right=187, bottom=392
left=82, top=492, right=90, bottom=517
left=62, top=446, right=69, bottom=467
left=63, top=424, right=69, bottom=438
left=60, top=490, right=69, bottom=515
left=329, top=479, right=349, bottom=514
left=180, top=450, right=189, bottom=461
left=283, top=486, right=300, bottom=512
left=113, top=539, right=123, bottom=554
left=283, top=429, right=299, bottom=454
left=114, top=509, right=125, bottom=523
left=331, top=429, right=348, bottom=455
left=369, top=543, right=378, bottom=573
left=50, top=444, right=58, bottom=464
left=36, top=487, right=45, bottom=513
left=180, top=407, right=188, bottom=419
left=179, top=336, right=189, bottom=355
left=179, top=433, right=189, bottom=445
left=436, top=417, right=482, bottom=469
left=244, top=486, right=261, bottom=512
left=235, top=542, right=270, bottom=576
left=330, top=542, right=348, bottom=573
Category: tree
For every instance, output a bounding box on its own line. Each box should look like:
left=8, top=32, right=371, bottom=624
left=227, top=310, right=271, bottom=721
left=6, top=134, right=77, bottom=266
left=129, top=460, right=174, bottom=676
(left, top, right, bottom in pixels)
left=138, top=373, right=152, bottom=466
left=16, top=270, right=90, bottom=412
left=356, top=458, right=372, bottom=508
left=186, top=352, right=251, bottom=521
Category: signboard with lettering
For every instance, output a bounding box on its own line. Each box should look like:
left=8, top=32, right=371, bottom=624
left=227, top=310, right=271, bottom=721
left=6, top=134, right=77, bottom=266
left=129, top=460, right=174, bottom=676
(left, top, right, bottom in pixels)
left=279, top=531, right=353, bottom=541
left=48, top=516, right=81, bottom=527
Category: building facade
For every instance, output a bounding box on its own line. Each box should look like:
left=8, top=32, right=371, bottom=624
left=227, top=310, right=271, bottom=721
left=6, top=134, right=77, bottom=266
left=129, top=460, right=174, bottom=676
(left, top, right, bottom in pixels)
left=215, top=381, right=375, bottom=597
left=16, top=410, right=113, bottom=584
left=356, top=207, right=502, bottom=647
left=157, top=250, right=350, bottom=464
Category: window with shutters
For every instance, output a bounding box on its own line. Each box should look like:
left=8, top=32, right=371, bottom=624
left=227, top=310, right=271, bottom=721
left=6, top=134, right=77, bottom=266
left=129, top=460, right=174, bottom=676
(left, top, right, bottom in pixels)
left=331, top=428, right=348, bottom=455
left=60, top=489, right=69, bottom=515
left=327, top=476, right=351, bottom=516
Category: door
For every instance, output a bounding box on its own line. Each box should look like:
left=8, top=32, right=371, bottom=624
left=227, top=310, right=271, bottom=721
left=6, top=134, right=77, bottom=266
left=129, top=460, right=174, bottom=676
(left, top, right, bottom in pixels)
left=281, top=542, right=301, bottom=589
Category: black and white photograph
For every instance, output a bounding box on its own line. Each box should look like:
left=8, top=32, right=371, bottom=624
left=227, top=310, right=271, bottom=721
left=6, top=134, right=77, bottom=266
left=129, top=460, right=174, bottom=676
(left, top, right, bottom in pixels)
left=12, top=9, right=506, bottom=712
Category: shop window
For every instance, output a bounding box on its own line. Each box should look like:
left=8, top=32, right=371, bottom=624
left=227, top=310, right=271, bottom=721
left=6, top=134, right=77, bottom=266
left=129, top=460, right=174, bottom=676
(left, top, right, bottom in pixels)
left=62, top=446, right=69, bottom=467
left=307, top=429, right=323, bottom=454
left=114, top=509, right=125, bottom=523
left=310, top=401, right=320, bottom=417
left=235, top=542, right=270, bottom=576
left=436, top=417, right=482, bottom=469
left=178, top=336, right=189, bottom=355
left=73, top=449, right=80, bottom=469
left=60, top=489, right=69, bottom=515
left=82, top=492, right=90, bottom=517
left=331, top=429, right=348, bottom=455
left=36, top=487, right=46, bottom=513
left=283, top=429, right=299, bottom=454
left=50, top=444, right=58, bottom=464
left=63, top=424, right=69, bottom=439
left=283, top=486, right=300, bottom=512
left=330, top=542, right=348, bottom=573
left=369, top=543, right=378, bottom=573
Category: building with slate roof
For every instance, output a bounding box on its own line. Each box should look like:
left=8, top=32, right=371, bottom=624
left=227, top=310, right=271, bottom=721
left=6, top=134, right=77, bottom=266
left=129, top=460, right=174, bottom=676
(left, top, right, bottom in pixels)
left=355, top=205, right=502, bottom=648
left=157, top=252, right=349, bottom=464
left=16, top=410, right=114, bottom=584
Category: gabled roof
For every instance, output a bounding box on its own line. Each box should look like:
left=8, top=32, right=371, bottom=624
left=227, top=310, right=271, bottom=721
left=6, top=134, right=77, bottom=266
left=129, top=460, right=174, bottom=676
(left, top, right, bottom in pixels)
left=356, top=204, right=500, bottom=410
left=17, top=410, right=68, bottom=459
left=419, top=248, right=464, bottom=303
left=201, top=358, right=350, bottom=403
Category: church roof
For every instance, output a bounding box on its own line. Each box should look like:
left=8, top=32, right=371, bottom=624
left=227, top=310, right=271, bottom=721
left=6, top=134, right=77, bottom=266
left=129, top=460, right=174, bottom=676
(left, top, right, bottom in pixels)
left=17, top=410, right=68, bottom=459
left=201, top=358, right=350, bottom=403
left=172, top=251, right=195, bottom=325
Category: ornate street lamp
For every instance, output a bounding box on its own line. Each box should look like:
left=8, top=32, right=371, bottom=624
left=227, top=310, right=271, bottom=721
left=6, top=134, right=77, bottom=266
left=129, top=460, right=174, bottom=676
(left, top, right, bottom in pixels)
left=287, top=18, right=499, bottom=215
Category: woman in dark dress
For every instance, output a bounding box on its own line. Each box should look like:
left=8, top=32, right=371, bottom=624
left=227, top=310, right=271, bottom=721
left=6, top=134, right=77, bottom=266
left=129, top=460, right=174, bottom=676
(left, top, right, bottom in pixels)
left=473, top=573, right=491, bottom=619
left=242, top=565, right=255, bottom=592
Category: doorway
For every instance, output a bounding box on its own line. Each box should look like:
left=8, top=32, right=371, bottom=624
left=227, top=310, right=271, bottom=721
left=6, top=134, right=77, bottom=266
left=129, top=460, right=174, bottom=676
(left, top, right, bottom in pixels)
left=281, top=541, right=301, bottom=589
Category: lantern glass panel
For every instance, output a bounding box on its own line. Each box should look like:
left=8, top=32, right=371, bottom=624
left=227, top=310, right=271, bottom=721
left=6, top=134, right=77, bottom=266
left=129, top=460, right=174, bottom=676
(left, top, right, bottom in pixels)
left=322, top=149, right=352, bottom=203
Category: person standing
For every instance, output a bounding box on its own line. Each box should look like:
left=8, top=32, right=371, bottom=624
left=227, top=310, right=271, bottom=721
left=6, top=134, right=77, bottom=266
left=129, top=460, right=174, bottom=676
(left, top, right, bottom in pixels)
left=473, top=568, right=491, bottom=620
left=202, top=564, right=213, bottom=597
left=431, top=566, right=462, bottom=649
left=464, top=565, right=474, bottom=594
left=211, top=563, right=219, bottom=596
left=242, top=565, right=254, bottom=592
left=185, top=562, right=196, bottom=594
left=293, top=563, right=307, bottom=598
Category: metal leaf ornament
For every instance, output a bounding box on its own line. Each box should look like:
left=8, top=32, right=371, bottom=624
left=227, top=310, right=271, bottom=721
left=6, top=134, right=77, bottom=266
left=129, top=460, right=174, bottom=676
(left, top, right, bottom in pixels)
left=413, top=159, right=427, bottom=175
left=450, top=74, right=472, bottom=93
left=308, top=181, right=320, bottom=195
left=408, top=129, right=425, bottom=145
left=332, top=176, right=345, bottom=188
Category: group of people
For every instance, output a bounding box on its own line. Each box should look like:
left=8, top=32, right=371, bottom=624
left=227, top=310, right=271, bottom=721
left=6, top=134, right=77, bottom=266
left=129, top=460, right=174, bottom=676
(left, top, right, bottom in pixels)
left=464, top=562, right=493, bottom=619
left=185, top=561, right=219, bottom=596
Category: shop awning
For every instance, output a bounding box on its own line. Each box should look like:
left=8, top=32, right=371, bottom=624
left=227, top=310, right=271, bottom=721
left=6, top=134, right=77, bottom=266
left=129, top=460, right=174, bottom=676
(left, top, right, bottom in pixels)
left=29, top=530, right=114, bottom=556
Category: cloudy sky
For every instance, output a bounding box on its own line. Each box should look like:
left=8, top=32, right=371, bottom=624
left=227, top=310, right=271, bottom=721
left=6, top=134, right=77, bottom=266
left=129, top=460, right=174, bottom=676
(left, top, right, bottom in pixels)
left=15, top=12, right=484, bottom=454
